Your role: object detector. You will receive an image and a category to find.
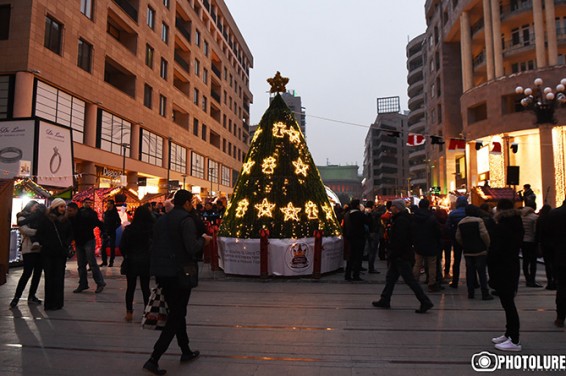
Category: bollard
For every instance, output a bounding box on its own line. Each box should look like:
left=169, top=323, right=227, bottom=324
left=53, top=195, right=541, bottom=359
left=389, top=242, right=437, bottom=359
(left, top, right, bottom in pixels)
left=210, top=224, right=219, bottom=271
left=313, top=230, right=323, bottom=279
left=259, top=229, right=269, bottom=278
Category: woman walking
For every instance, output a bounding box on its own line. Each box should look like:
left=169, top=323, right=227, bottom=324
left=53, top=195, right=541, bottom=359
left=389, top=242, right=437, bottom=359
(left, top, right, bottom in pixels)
left=10, top=201, right=45, bottom=308
left=37, top=198, right=72, bottom=311
left=120, top=205, right=154, bottom=321
left=487, top=199, right=524, bottom=351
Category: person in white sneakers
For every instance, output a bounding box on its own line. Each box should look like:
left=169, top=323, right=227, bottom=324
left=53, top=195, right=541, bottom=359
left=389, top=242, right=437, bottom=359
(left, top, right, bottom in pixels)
left=487, top=199, right=524, bottom=352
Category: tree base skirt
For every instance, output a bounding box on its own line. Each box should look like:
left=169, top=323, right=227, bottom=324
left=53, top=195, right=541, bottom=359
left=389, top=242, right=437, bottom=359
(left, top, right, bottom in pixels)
left=218, top=236, right=344, bottom=277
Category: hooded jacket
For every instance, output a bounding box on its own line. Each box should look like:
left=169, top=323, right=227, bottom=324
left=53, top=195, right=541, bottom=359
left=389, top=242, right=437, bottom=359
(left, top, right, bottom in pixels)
left=520, top=206, right=538, bottom=243
left=387, top=210, right=414, bottom=261
left=447, top=196, right=468, bottom=238
left=411, top=208, right=440, bottom=256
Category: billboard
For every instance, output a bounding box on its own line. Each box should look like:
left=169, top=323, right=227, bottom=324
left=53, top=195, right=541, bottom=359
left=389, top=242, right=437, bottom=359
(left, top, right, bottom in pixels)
left=0, top=120, right=36, bottom=178
left=37, top=121, right=74, bottom=188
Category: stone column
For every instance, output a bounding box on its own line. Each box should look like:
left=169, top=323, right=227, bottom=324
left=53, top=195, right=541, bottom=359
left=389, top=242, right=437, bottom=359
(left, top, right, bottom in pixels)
left=539, top=124, right=556, bottom=207
left=490, top=0, right=504, bottom=77
left=467, top=143, right=478, bottom=188
left=77, top=161, right=97, bottom=191
left=533, top=0, right=547, bottom=68
left=482, top=0, right=495, bottom=81
left=126, top=171, right=138, bottom=192
left=130, top=123, right=140, bottom=161
left=545, top=0, right=558, bottom=66
left=460, top=12, right=474, bottom=92
left=84, top=103, right=97, bottom=147
left=13, top=72, right=35, bottom=118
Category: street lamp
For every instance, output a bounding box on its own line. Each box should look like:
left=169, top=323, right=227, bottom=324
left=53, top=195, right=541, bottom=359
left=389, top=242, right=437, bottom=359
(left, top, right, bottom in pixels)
left=209, top=166, right=215, bottom=197
left=515, top=77, right=566, bottom=124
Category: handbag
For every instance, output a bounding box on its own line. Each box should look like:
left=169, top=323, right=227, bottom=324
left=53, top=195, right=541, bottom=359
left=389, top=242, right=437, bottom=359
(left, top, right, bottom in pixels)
left=177, top=261, right=198, bottom=289
left=141, top=286, right=169, bottom=330
left=53, top=220, right=73, bottom=258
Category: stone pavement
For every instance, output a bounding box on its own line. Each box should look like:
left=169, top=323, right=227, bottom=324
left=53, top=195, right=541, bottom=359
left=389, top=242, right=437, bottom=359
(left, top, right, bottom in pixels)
left=0, top=258, right=563, bottom=376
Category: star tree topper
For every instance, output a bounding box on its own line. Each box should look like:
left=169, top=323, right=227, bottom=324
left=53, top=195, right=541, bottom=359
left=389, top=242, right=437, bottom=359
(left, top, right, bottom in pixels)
left=267, top=71, right=289, bottom=94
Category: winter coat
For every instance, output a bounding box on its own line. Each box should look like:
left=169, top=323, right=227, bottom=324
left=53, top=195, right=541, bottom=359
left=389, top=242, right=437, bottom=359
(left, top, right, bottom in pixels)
left=70, top=207, right=103, bottom=246
left=150, top=207, right=204, bottom=277
left=547, top=205, right=566, bottom=267
left=120, top=221, right=153, bottom=276
left=487, top=209, right=524, bottom=293
left=343, top=209, right=369, bottom=241
left=387, top=210, right=414, bottom=262
left=103, top=208, right=121, bottom=236
left=447, top=196, right=468, bottom=239
left=411, top=208, right=440, bottom=256
left=520, top=206, right=538, bottom=243
left=37, top=211, right=73, bottom=258
left=456, top=216, right=490, bottom=256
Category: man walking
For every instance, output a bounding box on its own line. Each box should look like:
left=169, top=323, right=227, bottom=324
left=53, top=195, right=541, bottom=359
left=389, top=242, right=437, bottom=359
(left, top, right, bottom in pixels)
left=343, top=199, right=369, bottom=281
left=100, top=200, right=121, bottom=267
left=67, top=200, right=106, bottom=294
left=143, top=190, right=211, bottom=375
left=372, top=199, right=434, bottom=313
left=411, top=199, right=441, bottom=292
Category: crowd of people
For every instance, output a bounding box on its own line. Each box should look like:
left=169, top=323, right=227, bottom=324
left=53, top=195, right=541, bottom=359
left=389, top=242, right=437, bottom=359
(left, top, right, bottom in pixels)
left=339, top=187, right=566, bottom=352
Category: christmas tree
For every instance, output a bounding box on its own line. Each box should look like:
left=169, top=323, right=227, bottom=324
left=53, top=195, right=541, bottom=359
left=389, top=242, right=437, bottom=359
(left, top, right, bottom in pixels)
left=219, top=72, right=342, bottom=239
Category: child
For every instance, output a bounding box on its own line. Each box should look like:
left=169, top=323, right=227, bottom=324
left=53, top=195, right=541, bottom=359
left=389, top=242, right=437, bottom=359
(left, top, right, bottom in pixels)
left=17, top=203, right=46, bottom=250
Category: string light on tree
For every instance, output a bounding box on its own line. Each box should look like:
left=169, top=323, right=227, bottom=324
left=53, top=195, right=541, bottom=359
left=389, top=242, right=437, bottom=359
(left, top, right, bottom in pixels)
left=286, top=128, right=301, bottom=144
left=321, top=203, right=334, bottom=220
left=254, top=198, right=276, bottom=218
left=280, top=202, right=301, bottom=221
left=262, top=156, right=277, bottom=174
left=304, top=201, right=319, bottom=220
left=292, top=157, right=309, bottom=177
left=272, top=122, right=287, bottom=138
left=242, top=160, right=255, bottom=175
left=235, top=199, right=249, bottom=218
left=251, top=128, right=262, bottom=143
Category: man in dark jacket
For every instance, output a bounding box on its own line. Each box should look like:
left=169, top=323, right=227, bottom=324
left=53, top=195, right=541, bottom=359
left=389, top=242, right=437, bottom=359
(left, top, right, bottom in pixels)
left=143, top=190, right=211, bottom=375
left=412, top=199, right=441, bottom=292
left=100, top=199, right=121, bottom=267
left=343, top=199, right=369, bottom=281
left=67, top=199, right=106, bottom=294
left=548, top=200, right=566, bottom=328
left=372, top=199, right=434, bottom=313
left=447, top=196, right=468, bottom=288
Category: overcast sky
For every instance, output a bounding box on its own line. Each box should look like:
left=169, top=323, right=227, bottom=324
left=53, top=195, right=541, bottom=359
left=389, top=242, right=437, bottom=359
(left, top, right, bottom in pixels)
left=225, top=0, right=427, bottom=171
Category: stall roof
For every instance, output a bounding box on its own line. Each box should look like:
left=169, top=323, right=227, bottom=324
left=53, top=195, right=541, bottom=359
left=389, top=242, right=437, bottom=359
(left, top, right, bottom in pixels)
left=13, top=179, right=52, bottom=199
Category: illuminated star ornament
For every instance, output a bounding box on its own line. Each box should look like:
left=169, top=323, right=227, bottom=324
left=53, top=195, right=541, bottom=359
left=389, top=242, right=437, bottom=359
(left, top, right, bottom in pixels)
left=286, top=128, right=301, bottom=144
left=262, top=156, right=277, bottom=174
left=251, top=128, right=262, bottom=143
left=272, top=122, right=287, bottom=138
left=242, top=160, right=255, bottom=175
left=305, top=201, right=319, bottom=220
left=267, top=71, right=289, bottom=93
left=321, top=203, right=334, bottom=220
left=255, top=198, right=276, bottom=218
left=235, top=199, right=249, bottom=218
left=293, top=157, right=309, bottom=177
left=281, top=202, right=302, bottom=221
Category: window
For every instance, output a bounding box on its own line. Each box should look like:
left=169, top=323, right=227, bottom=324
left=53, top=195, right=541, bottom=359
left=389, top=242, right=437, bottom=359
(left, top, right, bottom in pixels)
left=203, top=69, right=208, bottom=84
left=193, top=118, right=199, bottom=136
left=221, top=166, right=230, bottom=186
left=194, top=59, right=200, bottom=76
left=191, top=152, right=204, bottom=179
left=145, top=44, right=154, bottom=68
left=0, top=5, right=10, bottom=40
left=80, top=0, right=93, bottom=19
left=44, top=16, right=63, bottom=54
left=202, top=95, right=207, bottom=112
left=208, top=160, right=219, bottom=183
left=204, top=41, right=209, bottom=57
left=201, top=124, right=207, bottom=141
left=140, top=129, right=163, bottom=166
left=160, top=58, right=168, bottom=80
left=77, top=38, right=92, bottom=72
left=144, top=84, right=152, bottom=108
left=170, top=143, right=187, bottom=173
left=159, top=95, right=167, bottom=117
left=35, top=81, right=86, bottom=143
left=195, top=29, right=201, bottom=46
left=193, top=88, right=199, bottom=105
left=97, top=110, right=131, bottom=154
left=0, top=76, right=13, bottom=119
left=161, top=23, right=169, bottom=44
left=147, top=6, right=155, bottom=30
left=163, top=0, right=170, bottom=9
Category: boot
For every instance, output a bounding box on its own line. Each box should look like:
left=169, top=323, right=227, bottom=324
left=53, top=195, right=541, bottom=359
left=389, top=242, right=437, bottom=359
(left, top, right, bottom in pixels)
left=9, top=297, right=19, bottom=308
left=125, top=311, right=133, bottom=322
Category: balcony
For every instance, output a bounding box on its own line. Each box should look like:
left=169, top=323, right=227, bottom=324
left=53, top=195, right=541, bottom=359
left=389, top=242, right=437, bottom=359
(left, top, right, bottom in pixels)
left=211, top=89, right=221, bottom=103
left=112, top=0, right=138, bottom=22
left=174, top=50, right=190, bottom=74
left=500, top=0, right=533, bottom=20
left=104, top=57, right=136, bottom=98
left=243, top=102, right=250, bottom=114
left=211, top=63, right=221, bottom=78
left=471, top=18, right=484, bottom=36
left=203, top=0, right=210, bottom=12
left=175, top=17, right=191, bottom=44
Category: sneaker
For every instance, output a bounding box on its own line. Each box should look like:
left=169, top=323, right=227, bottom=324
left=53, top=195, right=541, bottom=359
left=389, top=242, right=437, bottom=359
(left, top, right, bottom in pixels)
left=415, top=302, right=434, bottom=314
left=180, top=350, right=200, bottom=362
left=73, top=286, right=89, bottom=293
left=371, top=300, right=391, bottom=309
left=143, top=358, right=166, bottom=375
left=491, top=335, right=509, bottom=344
left=494, top=338, right=522, bottom=352
left=27, top=296, right=42, bottom=304
left=95, top=284, right=106, bottom=294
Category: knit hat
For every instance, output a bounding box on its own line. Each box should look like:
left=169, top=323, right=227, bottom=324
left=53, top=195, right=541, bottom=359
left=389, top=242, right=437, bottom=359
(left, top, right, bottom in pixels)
left=391, top=199, right=406, bottom=212
left=49, top=198, right=67, bottom=210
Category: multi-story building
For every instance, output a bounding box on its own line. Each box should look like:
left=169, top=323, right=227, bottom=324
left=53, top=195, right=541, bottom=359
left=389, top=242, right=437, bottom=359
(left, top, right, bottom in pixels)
left=279, top=91, right=306, bottom=137
left=0, top=0, right=252, bottom=199
left=426, top=0, right=566, bottom=207
left=407, top=33, right=429, bottom=194
left=362, top=108, right=409, bottom=199
left=317, top=164, right=361, bottom=205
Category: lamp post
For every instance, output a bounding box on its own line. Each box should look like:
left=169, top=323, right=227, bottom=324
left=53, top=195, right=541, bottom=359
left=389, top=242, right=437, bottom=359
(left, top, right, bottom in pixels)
left=181, top=174, right=187, bottom=190
left=515, top=77, right=566, bottom=124
left=209, top=166, right=215, bottom=197
left=166, top=137, right=172, bottom=195
left=120, top=143, right=129, bottom=187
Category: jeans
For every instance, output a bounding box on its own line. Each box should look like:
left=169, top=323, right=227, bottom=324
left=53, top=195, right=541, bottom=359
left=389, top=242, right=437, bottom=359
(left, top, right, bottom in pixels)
left=521, top=242, right=538, bottom=284
left=413, top=254, right=437, bottom=287
left=100, top=234, right=116, bottom=264
left=367, top=233, right=379, bottom=271
left=498, top=291, right=520, bottom=343
left=125, top=273, right=150, bottom=312
left=151, top=277, right=192, bottom=360
left=464, top=255, right=489, bottom=296
left=76, top=239, right=105, bottom=288
left=451, top=243, right=463, bottom=285
left=381, top=258, right=433, bottom=306
left=14, top=253, right=43, bottom=299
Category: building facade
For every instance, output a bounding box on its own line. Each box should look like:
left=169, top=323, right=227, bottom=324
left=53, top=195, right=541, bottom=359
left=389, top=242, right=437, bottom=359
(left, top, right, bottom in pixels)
left=426, top=0, right=566, bottom=207
left=362, top=111, right=410, bottom=199
left=317, top=164, right=361, bottom=205
left=0, top=0, right=252, bottom=199
left=279, top=91, right=306, bottom=137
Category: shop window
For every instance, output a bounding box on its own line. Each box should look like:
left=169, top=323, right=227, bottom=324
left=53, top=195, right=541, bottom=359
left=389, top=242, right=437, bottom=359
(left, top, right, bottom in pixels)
left=170, top=142, right=186, bottom=173
left=140, top=128, right=163, bottom=167
left=97, top=110, right=131, bottom=154
left=208, top=160, right=218, bottom=183
left=44, top=16, right=63, bottom=54
left=77, top=38, right=93, bottom=72
left=191, top=152, right=204, bottom=179
left=221, top=165, right=230, bottom=186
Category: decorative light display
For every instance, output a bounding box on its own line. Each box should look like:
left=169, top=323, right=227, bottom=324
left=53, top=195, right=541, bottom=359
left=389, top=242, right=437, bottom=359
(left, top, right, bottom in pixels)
left=218, top=73, right=342, bottom=239
left=255, top=198, right=276, bottom=218
left=516, top=77, right=566, bottom=124
left=553, top=127, right=566, bottom=206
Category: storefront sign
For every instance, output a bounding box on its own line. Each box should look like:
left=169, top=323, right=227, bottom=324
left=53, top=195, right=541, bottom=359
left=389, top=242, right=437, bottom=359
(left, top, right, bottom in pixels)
left=98, top=166, right=122, bottom=179
left=0, top=120, right=35, bottom=178
left=37, top=121, right=74, bottom=188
